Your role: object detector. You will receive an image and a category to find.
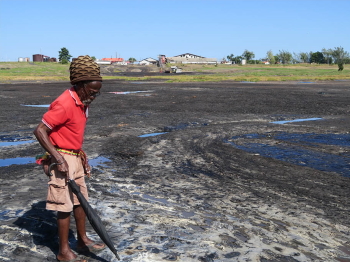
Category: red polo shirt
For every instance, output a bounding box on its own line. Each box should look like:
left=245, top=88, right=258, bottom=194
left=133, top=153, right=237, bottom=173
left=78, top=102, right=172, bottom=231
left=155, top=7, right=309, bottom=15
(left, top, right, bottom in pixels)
left=42, top=87, right=88, bottom=150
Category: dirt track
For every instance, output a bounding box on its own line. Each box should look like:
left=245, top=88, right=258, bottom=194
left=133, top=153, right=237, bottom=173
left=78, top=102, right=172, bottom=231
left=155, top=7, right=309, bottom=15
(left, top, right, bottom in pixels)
left=1, top=79, right=350, bottom=262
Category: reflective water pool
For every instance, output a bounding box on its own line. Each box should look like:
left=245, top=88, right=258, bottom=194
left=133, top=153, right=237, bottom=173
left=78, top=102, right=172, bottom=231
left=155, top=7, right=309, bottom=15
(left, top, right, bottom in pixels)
left=271, top=118, right=322, bottom=124
left=0, top=157, right=36, bottom=166
left=226, top=132, right=350, bottom=177
left=89, top=156, right=111, bottom=168
left=138, top=132, right=168, bottom=138
left=108, top=91, right=151, bottom=95
left=21, top=104, right=50, bottom=108
left=0, top=155, right=112, bottom=168
left=0, top=140, right=35, bottom=147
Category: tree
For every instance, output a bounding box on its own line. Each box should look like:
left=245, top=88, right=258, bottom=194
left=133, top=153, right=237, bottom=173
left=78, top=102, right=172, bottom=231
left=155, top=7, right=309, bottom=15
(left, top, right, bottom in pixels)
left=292, top=52, right=301, bottom=63
left=226, top=54, right=243, bottom=64
left=91, top=56, right=96, bottom=61
left=221, top=57, right=227, bottom=64
left=310, top=51, right=325, bottom=64
left=331, top=46, right=349, bottom=71
left=331, top=46, right=349, bottom=64
left=274, top=55, right=280, bottom=64
left=234, top=56, right=243, bottom=64
left=242, top=50, right=255, bottom=61
left=338, top=63, right=344, bottom=71
left=226, top=54, right=235, bottom=63
left=299, top=52, right=310, bottom=63
left=277, top=50, right=292, bottom=64
left=58, top=47, right=72, bottom=63
left=322, top=48, right=333, bottom=64
left=267, top=50, right=275, bottom=64
left=343, top=57, right=350, bottom=64
left=128, top=57, right=137, bottom=64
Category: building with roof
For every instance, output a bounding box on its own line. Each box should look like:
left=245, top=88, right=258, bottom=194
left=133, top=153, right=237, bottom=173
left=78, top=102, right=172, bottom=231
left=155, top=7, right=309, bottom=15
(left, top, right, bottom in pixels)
left=139, top=57, right=158, bottom=65
left=96, top=57, right=127, bottom=65
left=166, top=53, right=217, bottom=64
left=101, top=58, right=124, bottom=63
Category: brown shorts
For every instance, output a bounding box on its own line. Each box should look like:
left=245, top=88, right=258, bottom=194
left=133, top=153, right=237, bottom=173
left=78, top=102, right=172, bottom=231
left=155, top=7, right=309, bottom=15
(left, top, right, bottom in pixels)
left=46, top=153, right=88, bottom=212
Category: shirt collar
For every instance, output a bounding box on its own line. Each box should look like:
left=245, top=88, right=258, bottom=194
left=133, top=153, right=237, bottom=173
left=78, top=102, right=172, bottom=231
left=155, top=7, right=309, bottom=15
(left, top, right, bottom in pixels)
left=69, top=86, right=84, bottom=106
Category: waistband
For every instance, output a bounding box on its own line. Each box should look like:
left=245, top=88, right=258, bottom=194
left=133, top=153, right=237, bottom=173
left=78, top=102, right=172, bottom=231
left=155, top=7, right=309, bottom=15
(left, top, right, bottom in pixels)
left=56, top=148, right=82, bottom=156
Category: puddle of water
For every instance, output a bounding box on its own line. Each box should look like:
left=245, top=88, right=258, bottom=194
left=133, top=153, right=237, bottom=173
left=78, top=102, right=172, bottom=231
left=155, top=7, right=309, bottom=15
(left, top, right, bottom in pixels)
left=226, top=133, right=350, bottom=177
left=274, top=133, right=350, bottom=147
left=0, top=140, right=35, bottom=147
left=0, top=209, right=24, bottom=221
left=0, top=134, right=33, bottom=142
left=89, top=156, right=111, bottom=168
left=0, top=210, right=11, bottom=220
left=0, top=157, right=35, bottom=167
left=21, top=104, right=50, bottom=108
left=138, top=132, right=167, bottom=138
left=0, top=155, right=111, bottom=168
left=271, top=118, right=322, bottom=124
left=108, top=91, right=150, bottom=95
left=298, top=81, right=314, bottom=84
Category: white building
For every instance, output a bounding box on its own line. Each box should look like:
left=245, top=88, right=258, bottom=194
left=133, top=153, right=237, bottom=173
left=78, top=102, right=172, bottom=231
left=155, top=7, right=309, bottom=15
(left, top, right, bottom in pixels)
left=139, top=57, right=158, bottom=65
left=167, top=53, right=217, bottom=64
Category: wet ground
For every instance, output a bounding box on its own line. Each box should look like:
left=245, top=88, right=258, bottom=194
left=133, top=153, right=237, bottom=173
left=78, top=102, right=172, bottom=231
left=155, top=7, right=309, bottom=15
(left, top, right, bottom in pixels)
left=1, top=79, right=350, bottom=262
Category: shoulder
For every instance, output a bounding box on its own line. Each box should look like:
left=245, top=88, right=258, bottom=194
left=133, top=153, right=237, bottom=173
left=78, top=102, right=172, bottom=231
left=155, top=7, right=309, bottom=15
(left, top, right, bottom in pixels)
left=51, top=89, right=74, bottom=108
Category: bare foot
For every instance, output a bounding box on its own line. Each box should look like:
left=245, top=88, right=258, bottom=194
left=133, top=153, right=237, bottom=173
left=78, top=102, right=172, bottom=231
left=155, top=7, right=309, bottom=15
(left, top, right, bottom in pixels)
left=57, top=249, right=87, bottom=262
left=77, top=238, right=106, bottom=253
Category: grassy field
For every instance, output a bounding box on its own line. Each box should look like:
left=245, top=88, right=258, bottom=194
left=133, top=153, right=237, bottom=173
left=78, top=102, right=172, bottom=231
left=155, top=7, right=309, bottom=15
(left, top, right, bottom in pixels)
left=0, top=62, right=349, bottom=83
left=0, top=62, right=70, bottom=82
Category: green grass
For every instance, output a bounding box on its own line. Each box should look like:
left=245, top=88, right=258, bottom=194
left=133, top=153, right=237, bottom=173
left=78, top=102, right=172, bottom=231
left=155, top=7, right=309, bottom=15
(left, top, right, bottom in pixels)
left=0, top=62, right=70, bottom=82
left=0, top=62, right=349, bottom=83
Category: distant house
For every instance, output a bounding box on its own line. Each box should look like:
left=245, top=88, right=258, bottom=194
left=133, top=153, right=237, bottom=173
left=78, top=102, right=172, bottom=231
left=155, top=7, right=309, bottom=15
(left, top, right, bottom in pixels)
left=97, top=58, right=127, bottom=65
left=101, top=58, right=124, bottom=63
left=95, top=60, right=112, bottom=65
left=33, top=54, right=51, bottom=62
left=167, top=53, right=217, bottom=64
left=139, top=57, right=157, bottom=65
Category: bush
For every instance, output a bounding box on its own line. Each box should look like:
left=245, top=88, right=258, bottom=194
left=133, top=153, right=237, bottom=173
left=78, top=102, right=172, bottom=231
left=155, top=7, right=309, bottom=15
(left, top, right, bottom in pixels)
left=247, top=60, right=261, bottom=64
left=343, top=58, right=350, bottom=64
left=338, top=63, right=344, bottom=71
left=61, top=59, right=69, bottom=64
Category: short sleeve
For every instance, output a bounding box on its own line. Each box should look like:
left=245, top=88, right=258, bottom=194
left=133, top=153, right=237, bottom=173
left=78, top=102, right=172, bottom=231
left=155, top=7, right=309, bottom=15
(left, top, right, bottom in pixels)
left=42, top=101, right=68, bottom=130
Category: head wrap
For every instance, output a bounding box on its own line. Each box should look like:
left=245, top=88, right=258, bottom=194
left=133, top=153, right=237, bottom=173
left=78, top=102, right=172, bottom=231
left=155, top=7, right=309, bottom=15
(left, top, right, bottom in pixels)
left=69, top=55, right=102, bottom=84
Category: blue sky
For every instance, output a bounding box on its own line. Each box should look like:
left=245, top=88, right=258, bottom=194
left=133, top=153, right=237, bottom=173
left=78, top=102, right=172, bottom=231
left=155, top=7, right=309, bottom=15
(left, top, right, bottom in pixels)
left=0, top=0, right=349, bottom=62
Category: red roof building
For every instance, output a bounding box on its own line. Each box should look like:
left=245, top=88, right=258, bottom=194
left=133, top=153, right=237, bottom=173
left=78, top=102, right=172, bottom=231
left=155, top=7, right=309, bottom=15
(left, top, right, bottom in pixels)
left=101, top=58, right=124, bottom=63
